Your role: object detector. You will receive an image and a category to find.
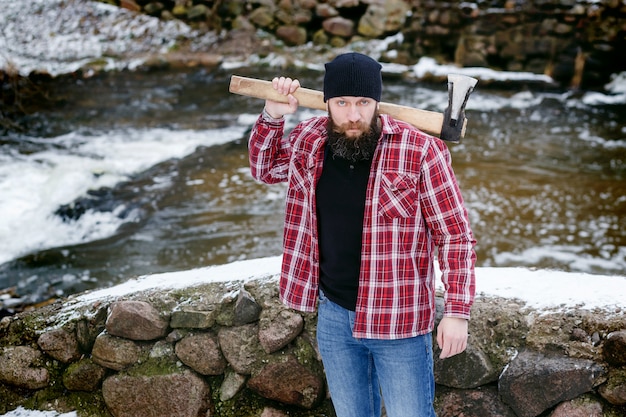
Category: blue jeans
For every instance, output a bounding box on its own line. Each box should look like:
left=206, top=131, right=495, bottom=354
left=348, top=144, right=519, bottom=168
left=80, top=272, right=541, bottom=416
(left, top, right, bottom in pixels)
left=316, top=291, right=436, bottom=417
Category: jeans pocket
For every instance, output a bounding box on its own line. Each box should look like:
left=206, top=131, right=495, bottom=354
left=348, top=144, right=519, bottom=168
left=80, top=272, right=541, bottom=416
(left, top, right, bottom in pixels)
left=318, top=288, right=329, bottom=306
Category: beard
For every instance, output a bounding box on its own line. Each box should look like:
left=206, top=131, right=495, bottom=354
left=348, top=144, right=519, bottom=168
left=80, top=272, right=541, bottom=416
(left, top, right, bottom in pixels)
left=327, top=110, right=381, bottom=163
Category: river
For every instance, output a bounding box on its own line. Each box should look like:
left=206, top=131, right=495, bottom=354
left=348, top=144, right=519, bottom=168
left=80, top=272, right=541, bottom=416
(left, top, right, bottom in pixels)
left=1, top=63, right=625, bottom=308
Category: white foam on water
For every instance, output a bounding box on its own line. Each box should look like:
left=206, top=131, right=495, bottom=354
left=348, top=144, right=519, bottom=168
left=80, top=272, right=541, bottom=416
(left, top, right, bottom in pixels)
left=0, top=125, right=250, bottom=265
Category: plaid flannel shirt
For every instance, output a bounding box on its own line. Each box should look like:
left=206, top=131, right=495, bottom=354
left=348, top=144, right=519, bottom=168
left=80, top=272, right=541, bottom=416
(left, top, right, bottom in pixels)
left=249, top=112, right=476, bottom=339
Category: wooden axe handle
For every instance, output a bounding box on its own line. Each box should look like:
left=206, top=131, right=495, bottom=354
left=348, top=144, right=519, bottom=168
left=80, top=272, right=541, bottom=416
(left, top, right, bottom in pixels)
left=229, top=75, right=458, bottom=138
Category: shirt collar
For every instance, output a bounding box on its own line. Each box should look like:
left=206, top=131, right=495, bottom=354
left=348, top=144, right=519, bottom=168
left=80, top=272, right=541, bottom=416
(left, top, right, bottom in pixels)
left=379, top=114, right=403, bottom=136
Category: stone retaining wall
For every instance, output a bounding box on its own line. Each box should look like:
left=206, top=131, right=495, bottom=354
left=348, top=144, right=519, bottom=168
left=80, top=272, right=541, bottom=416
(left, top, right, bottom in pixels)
left=103, top=0, right=626, bottom=89
left=1, top=275, right=625, bottom=417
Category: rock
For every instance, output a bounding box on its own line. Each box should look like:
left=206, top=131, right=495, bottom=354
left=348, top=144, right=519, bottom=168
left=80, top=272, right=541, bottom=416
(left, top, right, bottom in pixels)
left=220, top=0, right=245, bottom=17
left=258, top=309, right=304, bottom=353
left=276, top=25, right=308, bottom=46
left=63, top=358, right=107, bottom=391
left=91, top=333, right=142, bottom=371
left=170, top=308, right=215, bottom=329
left=598, top=368, right=626, bottom=406
left=208, top=27, right=264, bottom=57
left=229, top=15, right=252, bottom=30
left=174, top=332, right=227, bottom=375
left=161, top=52, right=223, bottom=69
left=548, top=394, right=603, bottom=417
left=102, top=370, right=210, bottom=417
left=0, top=346, right=49, bottom=389
left=234, top=289, right=262, bottom=325
left=106, top=300, right=169, bottom=341
left=297, top=0, right=317, bottom=10
left=215, top=290, right=238, bottom=326
left=143, top=2, right=165, bottom=16
left=261, top=407, right=289, bottom=417
left=438, top=385, right=517, bottom=417
left=219, top=369, right=247, bottom=401
left=293, top=9, right=313, bottom=25
left=322, top=16, right=354, bottom=38
left=571, top=327, right=589, bottom=342
left=75, top=307, right=107, bottom=353
left=120, top=0, right=141, bottom=12
left=499, top=350, right=607, bottom=417
left=171, top=4, right=186, bottom=17
left=149, top=340, right=175, bottom=360
left=247, top=355, right=324, bottom=409
left=249, top=6, right=275, bottom=28
left=328, top=0, right=359, bottom=8
left=275, top=8, right=294, bottom=25
left=187, top=4, right=209, bottom=21
left=37, top=328, right=81, bottom=363
left=330, top=35, right=348, bottom=47
left=165, top=328, right=185, bottom=343
left=358, top=0, right=409, bottom=38
left=315, top=3, right=338, bottom=18
left=357, top=4, right=385, bottom=38
left=603, top=330, right=626, bottom=366
left=434, top=340, right=496, bottom=389
left=218, top=323, right=265, bottom=374
left=312, top=28, right=329, bottom=45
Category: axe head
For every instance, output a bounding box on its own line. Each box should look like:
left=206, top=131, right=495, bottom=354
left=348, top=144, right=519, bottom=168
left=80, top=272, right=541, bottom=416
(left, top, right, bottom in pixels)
left=441, top=74, right=478, bottom=142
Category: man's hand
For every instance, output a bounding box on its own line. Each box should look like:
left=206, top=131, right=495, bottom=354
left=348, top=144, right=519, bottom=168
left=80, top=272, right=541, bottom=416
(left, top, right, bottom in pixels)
left=436, top=317, right=469, bottom=359
left=264, top=77, right=300, bottom=119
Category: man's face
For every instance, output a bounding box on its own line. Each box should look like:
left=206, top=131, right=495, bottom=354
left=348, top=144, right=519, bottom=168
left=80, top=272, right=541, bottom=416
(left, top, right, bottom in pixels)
left=326, top=97, right=381, bottom=162
left=327, top=96, right=379, bottom=138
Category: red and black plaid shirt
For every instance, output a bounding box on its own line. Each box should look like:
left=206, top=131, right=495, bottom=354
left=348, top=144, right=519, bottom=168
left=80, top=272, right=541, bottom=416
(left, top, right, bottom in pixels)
left=249, top=112, right=476, bottom=339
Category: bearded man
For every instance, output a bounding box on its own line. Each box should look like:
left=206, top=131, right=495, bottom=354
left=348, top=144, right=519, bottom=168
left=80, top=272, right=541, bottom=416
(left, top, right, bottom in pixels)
left=248, top=52, right=476, bottom=417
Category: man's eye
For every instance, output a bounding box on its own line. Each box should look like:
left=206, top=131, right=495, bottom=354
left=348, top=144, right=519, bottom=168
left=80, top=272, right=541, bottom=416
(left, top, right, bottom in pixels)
left=337, top=100, right=346, bottom=106
left=360, top=100, right=370, bottom=106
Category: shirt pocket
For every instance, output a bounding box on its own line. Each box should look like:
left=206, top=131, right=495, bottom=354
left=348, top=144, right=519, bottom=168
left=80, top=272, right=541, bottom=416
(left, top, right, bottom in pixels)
left=377, top=172, right=419, bottom=219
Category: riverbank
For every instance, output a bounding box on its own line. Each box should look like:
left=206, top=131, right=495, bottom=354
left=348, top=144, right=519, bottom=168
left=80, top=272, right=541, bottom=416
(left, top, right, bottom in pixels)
left=3, top=0, right=626, bottom=139
left=2, top=0, right=626, bottom=87
left=1, top=257, right=626, bottom=416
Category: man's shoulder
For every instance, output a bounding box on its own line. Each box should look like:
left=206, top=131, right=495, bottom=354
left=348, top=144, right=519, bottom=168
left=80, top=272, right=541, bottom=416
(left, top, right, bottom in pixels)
left=381, top=114, right=441, bottom=147
left=296, top=115, right=328, bottom=129
left=291, top=115, right=328, bottom=141
left=288, top=116, right=328, bottom=152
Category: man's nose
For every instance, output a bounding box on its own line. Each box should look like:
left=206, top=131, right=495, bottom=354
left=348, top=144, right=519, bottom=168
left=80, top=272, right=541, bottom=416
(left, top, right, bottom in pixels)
left=347, top=106, right=361, bottom=122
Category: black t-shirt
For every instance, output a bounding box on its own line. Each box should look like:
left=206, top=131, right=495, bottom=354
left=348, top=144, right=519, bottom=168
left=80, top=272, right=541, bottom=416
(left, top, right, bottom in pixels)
left=316, top=148, right=372, bottom=311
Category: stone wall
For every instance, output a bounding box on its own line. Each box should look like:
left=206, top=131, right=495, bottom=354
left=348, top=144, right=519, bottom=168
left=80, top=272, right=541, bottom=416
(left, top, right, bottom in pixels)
left=1, top=274, right=625, bottom=417
left=103, top=0, right=626, bottom=89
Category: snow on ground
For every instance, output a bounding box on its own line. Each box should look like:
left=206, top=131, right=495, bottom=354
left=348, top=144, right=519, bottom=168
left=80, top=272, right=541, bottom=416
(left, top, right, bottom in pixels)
left=0, top=0, right=215, bottom=76
left=2, top=407, right=78, bottom=417
left=0, top=410, right=76, bottom=417
left=66, top=255, right=626, bottom=314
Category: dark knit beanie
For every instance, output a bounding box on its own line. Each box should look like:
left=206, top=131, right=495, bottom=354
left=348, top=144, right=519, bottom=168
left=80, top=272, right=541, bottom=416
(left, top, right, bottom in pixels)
left=323, top=53, right=382, bottom=102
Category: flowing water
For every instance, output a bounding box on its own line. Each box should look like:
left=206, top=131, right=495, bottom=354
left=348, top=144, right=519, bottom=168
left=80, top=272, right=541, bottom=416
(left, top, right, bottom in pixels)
left=1, top=66, right=625, bottom=306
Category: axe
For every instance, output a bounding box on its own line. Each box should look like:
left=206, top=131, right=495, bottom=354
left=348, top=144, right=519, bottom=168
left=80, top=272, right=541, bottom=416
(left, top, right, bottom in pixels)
left=229, top=73, right=478, bottom=142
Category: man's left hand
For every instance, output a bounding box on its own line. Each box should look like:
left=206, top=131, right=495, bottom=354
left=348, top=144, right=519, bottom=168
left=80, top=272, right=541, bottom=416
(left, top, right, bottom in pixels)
left=436, top=317, right=469, bottom=359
